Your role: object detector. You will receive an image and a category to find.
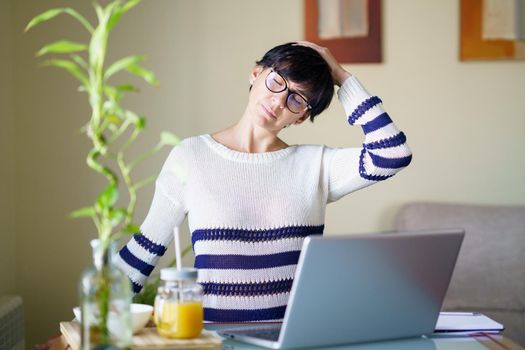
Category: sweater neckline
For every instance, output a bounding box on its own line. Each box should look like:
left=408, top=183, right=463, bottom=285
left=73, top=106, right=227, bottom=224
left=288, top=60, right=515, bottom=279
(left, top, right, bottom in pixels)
left=201, top=134, right=297, bottom=163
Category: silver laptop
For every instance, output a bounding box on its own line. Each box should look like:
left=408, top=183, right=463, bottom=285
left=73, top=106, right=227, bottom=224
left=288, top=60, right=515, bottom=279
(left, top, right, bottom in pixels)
left=217, top=229, right=465, bottom=349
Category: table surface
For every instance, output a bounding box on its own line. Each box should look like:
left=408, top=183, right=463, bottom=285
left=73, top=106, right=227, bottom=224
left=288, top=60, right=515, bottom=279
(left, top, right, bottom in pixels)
left=49, top=328, right=524, bottom=350
left=223, top=335, right=522, bottom=350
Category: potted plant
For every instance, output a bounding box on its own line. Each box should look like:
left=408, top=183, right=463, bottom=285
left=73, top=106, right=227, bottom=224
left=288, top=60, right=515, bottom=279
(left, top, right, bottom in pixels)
left=26, top=1, right=180, bottom=348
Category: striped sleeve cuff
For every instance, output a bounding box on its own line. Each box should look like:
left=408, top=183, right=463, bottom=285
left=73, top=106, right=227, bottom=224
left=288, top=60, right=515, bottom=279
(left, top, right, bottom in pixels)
left=337, top=75, right=385, bottom=126
left=114, top=232, right=169, bottom=294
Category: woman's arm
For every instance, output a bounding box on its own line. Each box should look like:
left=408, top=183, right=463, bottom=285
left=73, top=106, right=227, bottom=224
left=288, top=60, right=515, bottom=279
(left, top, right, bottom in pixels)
left=115, top=145, right=187, bottom=293
left=294, top=41, right=412, bottom=202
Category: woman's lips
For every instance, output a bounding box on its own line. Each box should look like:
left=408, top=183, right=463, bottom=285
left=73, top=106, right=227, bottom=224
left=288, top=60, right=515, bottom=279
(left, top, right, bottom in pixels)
left=261, top=104, right=277, bottom=119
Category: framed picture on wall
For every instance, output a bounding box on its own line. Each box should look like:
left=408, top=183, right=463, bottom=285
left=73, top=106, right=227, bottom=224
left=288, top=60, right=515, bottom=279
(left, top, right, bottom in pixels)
left=304, top=0, right=382, bottom=63
left=461, top=0, right=525, bottom=61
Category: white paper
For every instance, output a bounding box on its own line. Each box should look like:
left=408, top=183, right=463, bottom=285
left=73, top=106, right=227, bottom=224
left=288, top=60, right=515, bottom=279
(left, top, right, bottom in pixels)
left=435, top=312, right=504, bottom=333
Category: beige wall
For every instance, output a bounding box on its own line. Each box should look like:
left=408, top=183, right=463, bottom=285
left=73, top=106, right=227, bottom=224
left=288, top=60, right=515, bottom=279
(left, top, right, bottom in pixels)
left=0, top=0, right=17, bottom=296
left=8, top=0, right=525, bottom=346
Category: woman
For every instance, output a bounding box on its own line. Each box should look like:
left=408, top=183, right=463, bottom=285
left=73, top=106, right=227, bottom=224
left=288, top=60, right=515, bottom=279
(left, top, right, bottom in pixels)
left=116, top=41, right=412, bottom=323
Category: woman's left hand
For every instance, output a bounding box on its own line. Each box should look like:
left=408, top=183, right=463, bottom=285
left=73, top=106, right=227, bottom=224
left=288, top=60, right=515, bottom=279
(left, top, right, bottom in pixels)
left=293, top=41, right=351, bottom=86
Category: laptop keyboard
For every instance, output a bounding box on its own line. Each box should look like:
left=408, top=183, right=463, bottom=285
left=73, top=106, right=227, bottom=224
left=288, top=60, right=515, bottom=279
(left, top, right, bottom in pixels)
left=223, top=325, right=282, bottom=341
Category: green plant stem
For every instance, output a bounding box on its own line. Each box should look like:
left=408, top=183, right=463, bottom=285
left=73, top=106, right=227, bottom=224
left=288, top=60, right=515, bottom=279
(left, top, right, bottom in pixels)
left=134, top=175, right=156, bottom=191
left=108, top=119, right=131, bottom=145
left=27, top=1, right=173, bottom=348
left=97, top=268, right=110, bottom=344
left=92, top=212, right=102, bottom=235
left=128, top=143, right=162, bottom=171
left=86, top=149, right=118, bottom=185
left=116, top=152, right=136, bottom=230
left=121, top=127, right=140, bottom=153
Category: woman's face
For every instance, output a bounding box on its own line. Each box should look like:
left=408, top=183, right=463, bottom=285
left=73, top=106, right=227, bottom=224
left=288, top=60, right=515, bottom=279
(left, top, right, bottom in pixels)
left=247, top=66, right=310, bottom=131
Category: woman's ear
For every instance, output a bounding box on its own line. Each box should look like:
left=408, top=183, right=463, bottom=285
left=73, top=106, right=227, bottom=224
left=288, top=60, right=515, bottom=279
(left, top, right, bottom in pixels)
left=249, top=65, right=264, bottom=85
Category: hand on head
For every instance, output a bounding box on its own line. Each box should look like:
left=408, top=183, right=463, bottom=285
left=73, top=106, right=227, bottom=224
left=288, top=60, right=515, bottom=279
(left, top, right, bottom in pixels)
left=292, top=41, right=351, bottom=86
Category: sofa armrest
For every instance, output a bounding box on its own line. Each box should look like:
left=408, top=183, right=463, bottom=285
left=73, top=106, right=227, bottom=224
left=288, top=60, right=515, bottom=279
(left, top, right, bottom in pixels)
left=0, top=295, right=25, bottom=350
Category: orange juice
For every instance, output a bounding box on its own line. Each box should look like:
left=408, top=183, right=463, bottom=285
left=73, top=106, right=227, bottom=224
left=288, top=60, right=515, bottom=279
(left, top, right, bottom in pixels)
left=156, top=301, right=203, bottom=339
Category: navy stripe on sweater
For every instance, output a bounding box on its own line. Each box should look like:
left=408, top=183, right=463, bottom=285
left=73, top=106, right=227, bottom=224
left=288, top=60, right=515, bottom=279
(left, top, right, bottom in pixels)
left=192, top=225, right=324, bottom=246
left=348, top=96, right=382, bottom=125
left=204, top=305, right=287, bottom=322
left=362, top=112, right=392, bottom=134
left=368, top=152, right=413, bottom=169
left=119, top=246, right=155, bottom=276
left=195, top=251, right=301, bottom=270
left=131, top=280, right=142, bottom=294
left=133, top=233, right=167, bottom=256
left=201, top=279, right=294, bottom=297
left=358, top=148, right=393, bottom=182
left=365, top=132, right=407, bottom=150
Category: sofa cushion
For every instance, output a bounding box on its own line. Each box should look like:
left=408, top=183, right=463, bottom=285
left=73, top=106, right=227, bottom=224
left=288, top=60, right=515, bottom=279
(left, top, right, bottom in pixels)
left=395, top=202, right=525, bottom=345
left=395, top=202, right=525, bottom=311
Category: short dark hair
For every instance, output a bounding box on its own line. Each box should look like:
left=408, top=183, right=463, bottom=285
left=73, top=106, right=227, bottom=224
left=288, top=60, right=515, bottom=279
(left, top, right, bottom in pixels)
left=255, top=42, right=334, bottom=122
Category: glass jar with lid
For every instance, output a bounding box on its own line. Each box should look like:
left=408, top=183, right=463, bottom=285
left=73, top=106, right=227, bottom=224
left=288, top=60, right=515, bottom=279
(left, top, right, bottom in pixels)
left=154, top=267, right=204, bottom=339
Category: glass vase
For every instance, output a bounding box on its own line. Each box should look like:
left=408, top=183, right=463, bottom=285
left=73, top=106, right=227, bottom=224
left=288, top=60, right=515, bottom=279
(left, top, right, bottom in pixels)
left=79, top=239, right=132, bottom=350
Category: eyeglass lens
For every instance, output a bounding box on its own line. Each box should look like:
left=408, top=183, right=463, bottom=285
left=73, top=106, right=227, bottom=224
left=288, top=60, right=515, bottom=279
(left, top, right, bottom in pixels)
left=265, top=71, right=309, bottom=114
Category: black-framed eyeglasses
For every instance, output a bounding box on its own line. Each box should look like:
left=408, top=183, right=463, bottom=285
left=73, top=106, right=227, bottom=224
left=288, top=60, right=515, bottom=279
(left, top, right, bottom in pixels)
left=265, top=68, right=312, bottom=114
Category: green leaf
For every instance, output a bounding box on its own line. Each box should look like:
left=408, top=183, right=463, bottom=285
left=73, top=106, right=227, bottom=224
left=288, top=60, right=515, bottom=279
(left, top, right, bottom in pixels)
left=70, top=54, right=88, bottom=70
left=102, top=99, right=121, bottom=115
left=104, top=55, right=145, bottom=81
left=123, top=110, right=139, bottom=123
left=120, top=0, right=142, bottom=14
left=107, top=0, right=141, bottom=31
left=103, top=1, right=123, bottom=32
left=160, top=131, right=180, bottom=146
left=94, top=3, right=105, bottom=23
left=25, top=8, right=64, bottom=31
left=42, top=59, right=89, bottom=87
left=116, top=84, right=138, bottom=92
left=25, top=8, right=94, bottom=33
left=89, top=4, right=110, bottom=70
left=89, top=26, right=104, bottom=68
left=36, top=40, right=87, bottom=56
left=104, top=85, right=119, bottom=101
left=123, top=223, right=141, bottom=234
left=70, top=206, right=95, bottom=218
left=107, top=9, right=123, bottom=32
left=107, top=114, right=122, bottom=125
left=108, top=208, right=127, bottom=226
left=62, top=8, right=94, bottom=33
left=124, top=110, right=145, bottom=130
left=136, top=117, right=146, bottom=130
left=96, top=183, right=119, bottom=209
left=126, top=63, right=159, bottom=85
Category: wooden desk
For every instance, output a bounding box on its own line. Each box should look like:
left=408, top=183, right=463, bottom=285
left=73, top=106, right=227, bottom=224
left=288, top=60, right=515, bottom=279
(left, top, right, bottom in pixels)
left=48, top=331, right=524, bottom=350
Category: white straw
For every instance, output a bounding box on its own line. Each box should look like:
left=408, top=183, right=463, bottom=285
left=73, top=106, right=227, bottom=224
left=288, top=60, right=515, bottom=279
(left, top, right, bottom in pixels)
left=173, top=226, right=182, bottom=271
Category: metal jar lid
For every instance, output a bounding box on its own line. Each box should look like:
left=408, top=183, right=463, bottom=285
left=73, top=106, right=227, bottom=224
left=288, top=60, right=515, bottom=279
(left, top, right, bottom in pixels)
left=160, top=267, right=198, bottom=281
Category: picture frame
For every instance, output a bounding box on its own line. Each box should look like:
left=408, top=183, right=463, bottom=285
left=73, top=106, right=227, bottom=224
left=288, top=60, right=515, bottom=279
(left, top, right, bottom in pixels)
left=460, top=0, right=525, bottom=61
left=304, top=0, right=382, bottom=63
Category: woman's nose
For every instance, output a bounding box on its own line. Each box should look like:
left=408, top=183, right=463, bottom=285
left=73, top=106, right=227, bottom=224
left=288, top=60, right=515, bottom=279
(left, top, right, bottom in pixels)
left=271, top=91, right=287, bottom=109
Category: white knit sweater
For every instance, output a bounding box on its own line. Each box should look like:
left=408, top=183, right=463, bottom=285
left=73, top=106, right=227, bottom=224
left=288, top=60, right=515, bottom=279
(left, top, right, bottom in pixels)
left=115, top=75, right=412, bottom=322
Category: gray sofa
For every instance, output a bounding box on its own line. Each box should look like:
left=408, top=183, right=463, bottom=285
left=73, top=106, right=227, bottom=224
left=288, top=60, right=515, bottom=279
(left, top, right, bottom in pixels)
left=395, top=202, right=525, bottom=345
left=0, top=295, right=25, bottom=350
